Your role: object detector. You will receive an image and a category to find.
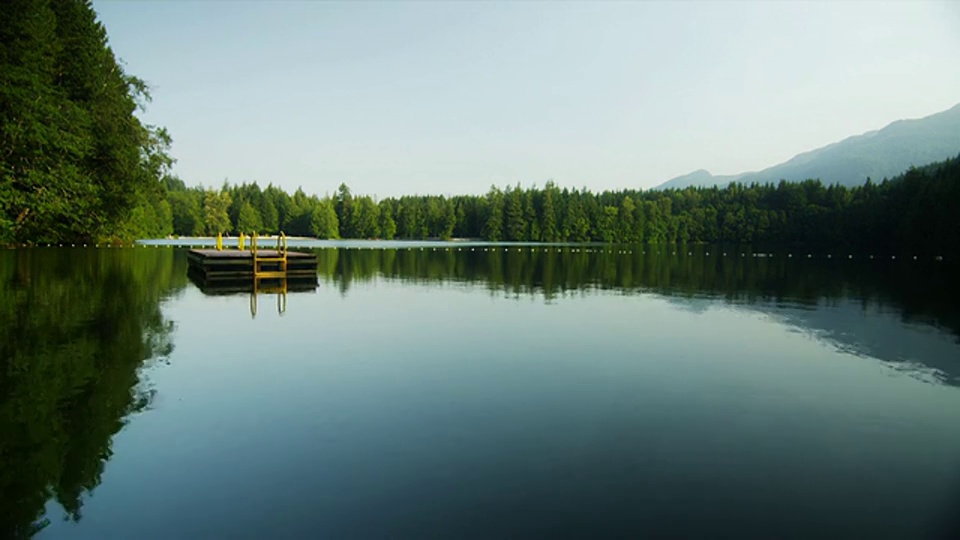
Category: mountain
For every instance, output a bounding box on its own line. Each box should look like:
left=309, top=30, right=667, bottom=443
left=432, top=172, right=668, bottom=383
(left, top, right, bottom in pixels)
left=656, top=169, right=747, bottom=190
left=655, top=103, right=960, bottom=190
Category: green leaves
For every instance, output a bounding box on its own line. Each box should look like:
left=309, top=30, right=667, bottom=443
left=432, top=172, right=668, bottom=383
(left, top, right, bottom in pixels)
left=0, top=0, right=174, bottom=244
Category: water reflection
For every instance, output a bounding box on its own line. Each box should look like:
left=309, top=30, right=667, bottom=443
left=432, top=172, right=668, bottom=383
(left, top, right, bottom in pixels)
left=0, top=248, right=185, bottom=537
left=186, top=272, right=318, bottom=319
left=2, top=244, right=959, bottom=538
left=314, top=245, right=960, bottom=385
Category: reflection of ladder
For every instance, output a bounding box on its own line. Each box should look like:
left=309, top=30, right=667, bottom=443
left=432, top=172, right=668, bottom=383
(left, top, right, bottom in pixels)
left=251, top=232, right=288, bottom=279
left=250, top=277, right=287, bottom=319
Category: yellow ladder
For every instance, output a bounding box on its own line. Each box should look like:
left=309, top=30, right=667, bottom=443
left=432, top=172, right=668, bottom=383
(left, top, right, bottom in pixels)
left=250, top=232, right=288, bottom=278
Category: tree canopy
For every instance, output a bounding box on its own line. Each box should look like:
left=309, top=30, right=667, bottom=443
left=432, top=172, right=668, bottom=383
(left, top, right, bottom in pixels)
left=156, top=154, right=960, bottom=257
left=0, top=0, right=174, bottom=244
left=2, top=2, right=958, bottom=258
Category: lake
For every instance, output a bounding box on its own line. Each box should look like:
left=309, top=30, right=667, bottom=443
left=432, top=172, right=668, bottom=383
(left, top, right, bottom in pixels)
left=3, top=243, right=960, bottom=539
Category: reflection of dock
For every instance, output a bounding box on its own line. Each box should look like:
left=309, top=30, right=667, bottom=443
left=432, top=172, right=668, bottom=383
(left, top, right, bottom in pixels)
left=187, top=270, right=317, bottom=319
left=186, top=269, right=318, bottom=295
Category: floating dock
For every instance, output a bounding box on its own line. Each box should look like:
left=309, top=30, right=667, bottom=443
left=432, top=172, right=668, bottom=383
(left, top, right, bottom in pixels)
left=186, top=233, right=318, bottom=318
left=186, top=233, right=318, bottom=283
left=187, top=249, right=318, bottom=280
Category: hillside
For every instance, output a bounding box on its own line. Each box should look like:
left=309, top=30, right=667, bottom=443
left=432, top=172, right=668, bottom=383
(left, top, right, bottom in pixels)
left=656, top=103, right=960, bottom=189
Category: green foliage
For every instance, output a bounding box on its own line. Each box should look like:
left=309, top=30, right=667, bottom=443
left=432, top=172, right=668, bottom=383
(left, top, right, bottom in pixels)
left=335, top=183, right=355, bottom=239
left=309, top=199, right=339, bottom=239
left=201, top=190, right=232, bottom=235
left=482, top=187, right=504, bottom=241
left=236, top=201, right=262, bottom=234
left=378, top=200, right=397, bottom=240
left=0, top=0, right=175, bottom=244
left=168, top=189, right=202, bottom=236
left=354, top=196, right=380, bottom=239
left=156, top=154, right=960, bottom=258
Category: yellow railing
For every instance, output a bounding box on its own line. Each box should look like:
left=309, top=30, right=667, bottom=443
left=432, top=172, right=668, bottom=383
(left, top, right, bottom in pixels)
left=215, top=232, right=248, bottom=251
left=248, top=232, right=288, bottom=317
left=249, top=232, right=288, bottom=278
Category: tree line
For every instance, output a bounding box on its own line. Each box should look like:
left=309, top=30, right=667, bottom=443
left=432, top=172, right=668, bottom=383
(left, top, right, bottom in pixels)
left=157, top=154, right=960, bottom=256
left=2, top=2, right=957, bottom=255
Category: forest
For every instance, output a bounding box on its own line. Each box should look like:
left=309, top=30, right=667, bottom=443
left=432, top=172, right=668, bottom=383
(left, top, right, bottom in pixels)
left=0, top=0, right=174, bottom=245
left=2, top=1, right=958, bottom=256
left=157, top=154, right=960, bottom=256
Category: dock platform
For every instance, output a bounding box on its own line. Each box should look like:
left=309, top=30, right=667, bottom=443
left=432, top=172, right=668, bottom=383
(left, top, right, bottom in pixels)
left=187, top=248, right=318, bottom=281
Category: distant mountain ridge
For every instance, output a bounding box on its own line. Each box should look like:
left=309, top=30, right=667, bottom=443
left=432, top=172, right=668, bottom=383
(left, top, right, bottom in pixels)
left=655, top=103, right=960, bottom=190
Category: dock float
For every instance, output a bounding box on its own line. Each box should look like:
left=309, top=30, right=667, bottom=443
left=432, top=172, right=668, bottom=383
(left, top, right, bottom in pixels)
left=186, top=232, right=318, bottom=283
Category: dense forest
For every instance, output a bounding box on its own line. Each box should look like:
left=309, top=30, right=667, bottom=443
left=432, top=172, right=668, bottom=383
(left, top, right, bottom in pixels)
left=157, top=154, right=960, bottom=256
left=1, top=1, right=958, bottom=256
left=0, top=0, right=174, bottom=244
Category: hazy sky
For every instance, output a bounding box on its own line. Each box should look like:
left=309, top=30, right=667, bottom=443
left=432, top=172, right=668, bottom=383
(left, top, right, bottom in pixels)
left=93, top=1, right=960, bottom=197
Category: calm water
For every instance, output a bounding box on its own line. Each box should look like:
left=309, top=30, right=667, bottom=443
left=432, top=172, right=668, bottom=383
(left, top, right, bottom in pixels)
left=2, top=244, right=960, bottom=539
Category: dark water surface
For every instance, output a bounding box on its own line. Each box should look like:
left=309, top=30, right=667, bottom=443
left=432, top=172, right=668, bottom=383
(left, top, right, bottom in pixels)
left=3, top=245, right=960, bottom=539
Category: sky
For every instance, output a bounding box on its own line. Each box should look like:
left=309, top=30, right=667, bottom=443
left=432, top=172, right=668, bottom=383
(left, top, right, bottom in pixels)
left=92, top=1, right=960, bottom=197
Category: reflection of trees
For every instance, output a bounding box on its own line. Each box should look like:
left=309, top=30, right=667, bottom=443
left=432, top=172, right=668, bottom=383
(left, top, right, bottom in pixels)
left=0, top=248, right=186, bottom=538
left=316, top=245, right=960, bottom=338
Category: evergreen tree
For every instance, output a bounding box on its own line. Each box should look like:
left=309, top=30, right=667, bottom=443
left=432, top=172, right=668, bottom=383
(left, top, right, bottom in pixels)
left=236, top=201, right=263, bottom=233
left=202, top=190, right=231, bottom=235
left=0, top=0, right=173, bottom=243
left=378, top=199, right=397, bottom=239
left=335, top=183, right=356, bottom=238
left=541, top=183, right=559, bottom=242
left=309, top=198, right=339, bottom=238
left=482, top=187, right=504, bottom=241
left=505, top=185, right=526, bottom=241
